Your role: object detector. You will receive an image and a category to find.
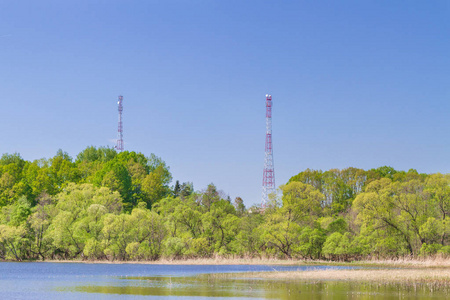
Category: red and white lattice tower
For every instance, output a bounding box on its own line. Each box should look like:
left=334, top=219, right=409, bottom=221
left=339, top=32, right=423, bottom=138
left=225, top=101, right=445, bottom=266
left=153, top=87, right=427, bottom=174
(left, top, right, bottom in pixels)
left=262, top=94, right=275, bottom=206
left=115, top=95, right=124, bottom=152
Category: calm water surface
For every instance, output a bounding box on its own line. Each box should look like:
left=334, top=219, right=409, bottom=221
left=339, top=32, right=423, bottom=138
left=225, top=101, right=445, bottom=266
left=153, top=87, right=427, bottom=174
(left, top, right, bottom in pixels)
left=0, top=262, right=445, bottom=299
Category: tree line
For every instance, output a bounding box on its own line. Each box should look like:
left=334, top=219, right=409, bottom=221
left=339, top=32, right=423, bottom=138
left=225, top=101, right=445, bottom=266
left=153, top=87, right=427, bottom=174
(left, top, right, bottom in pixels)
left=0, top=148, right=448, bottom=261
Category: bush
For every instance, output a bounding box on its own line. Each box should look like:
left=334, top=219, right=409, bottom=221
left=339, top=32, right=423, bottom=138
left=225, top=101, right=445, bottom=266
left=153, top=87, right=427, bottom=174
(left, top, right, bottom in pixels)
left=420, top=243, right=443, bottom=256
left=438, top=245, right=450, bottom=255
left=163, top=237, right=185, bottom=258
left=186, top=237, right=211, bottom=258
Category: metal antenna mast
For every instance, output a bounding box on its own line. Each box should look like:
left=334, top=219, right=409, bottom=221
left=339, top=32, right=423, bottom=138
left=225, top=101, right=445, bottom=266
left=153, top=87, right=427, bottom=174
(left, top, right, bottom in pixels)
left=262, top=94, right=275, bottom=207
left=115, top=95, right=124, bottom=152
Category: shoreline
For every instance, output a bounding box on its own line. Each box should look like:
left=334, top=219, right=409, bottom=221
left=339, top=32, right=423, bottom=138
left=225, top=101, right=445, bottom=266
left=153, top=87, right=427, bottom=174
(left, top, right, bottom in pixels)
left=2, top=257, right=448, bottom=268
left=3, top=258, right=450, bottom=287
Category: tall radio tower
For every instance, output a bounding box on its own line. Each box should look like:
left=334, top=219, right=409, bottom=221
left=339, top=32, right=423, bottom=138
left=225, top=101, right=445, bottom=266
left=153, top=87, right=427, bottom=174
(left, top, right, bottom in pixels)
left=262, top=94, right=275, bottom=207
left=115, top=95, right=124, bottom=152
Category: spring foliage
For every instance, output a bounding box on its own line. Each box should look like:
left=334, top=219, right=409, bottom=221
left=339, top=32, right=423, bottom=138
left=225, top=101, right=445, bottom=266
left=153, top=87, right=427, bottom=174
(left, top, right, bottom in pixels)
left=0, top=149, right=449, bottom=261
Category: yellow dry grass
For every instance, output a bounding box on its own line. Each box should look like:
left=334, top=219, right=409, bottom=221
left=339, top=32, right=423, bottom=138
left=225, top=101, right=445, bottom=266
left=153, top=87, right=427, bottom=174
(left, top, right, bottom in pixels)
left=45, top=257, right=303, bottom=265
left=233, top=268, right=450, bottom=284
left=353, top=256, right=450, bottom=268
left=43, top=256, right=450, bottom=267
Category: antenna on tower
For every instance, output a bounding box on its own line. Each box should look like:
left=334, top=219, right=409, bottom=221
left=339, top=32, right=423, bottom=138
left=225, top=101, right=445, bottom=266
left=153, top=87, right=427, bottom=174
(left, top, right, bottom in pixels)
left=115, top=95, right=124, bottom=152
left=262, top=94, right=275, bottom=207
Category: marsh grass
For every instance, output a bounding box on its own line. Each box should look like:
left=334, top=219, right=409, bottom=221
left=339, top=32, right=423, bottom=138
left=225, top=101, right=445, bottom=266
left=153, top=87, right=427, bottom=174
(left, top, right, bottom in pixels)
left=228, top=268, right=450, bottom=281
left=204, top=267, right=450, bottom=293
left=46, top=256, right=304, bottom=265
left=44, top=255, right=450, bottom=268
left=351, top=256, right=450, bottom=268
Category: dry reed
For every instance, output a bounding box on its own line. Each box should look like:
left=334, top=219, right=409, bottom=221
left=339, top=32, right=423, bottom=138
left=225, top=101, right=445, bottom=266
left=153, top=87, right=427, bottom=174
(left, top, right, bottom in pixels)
left=233, top=268, right=450, bottom=283
left=42, top=255, right=450, bottom=267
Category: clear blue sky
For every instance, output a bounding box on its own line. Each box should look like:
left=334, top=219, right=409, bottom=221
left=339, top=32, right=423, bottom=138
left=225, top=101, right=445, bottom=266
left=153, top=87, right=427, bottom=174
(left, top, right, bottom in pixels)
left=1, top=1, right=449, bottom=206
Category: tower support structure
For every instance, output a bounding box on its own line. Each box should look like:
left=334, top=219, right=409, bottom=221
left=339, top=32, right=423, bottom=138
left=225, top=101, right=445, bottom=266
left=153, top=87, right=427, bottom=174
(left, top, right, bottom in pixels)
left=262, top=94, right=275, bottom=206
left=115, top=95, right=124, bottom=152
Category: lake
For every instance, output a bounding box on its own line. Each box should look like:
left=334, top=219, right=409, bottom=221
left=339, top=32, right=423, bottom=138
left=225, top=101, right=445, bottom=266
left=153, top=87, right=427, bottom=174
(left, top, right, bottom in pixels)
left=0, top=262, right=445, bottom=299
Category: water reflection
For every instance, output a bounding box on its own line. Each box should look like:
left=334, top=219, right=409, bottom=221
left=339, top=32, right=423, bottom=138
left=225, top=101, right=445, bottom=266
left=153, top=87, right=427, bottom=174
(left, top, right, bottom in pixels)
left=72, top=274, right=449, bottom=299
left=0, top=262, right=358, bottom=299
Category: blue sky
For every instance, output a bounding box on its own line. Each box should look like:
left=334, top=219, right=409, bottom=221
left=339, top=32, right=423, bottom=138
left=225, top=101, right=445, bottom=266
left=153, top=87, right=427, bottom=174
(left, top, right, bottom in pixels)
left=1, top=1, right=449, bottom=206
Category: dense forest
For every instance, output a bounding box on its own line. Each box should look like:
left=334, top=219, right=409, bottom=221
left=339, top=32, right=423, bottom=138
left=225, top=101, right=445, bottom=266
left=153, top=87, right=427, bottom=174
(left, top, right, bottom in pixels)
left=0, top=147, right=448, bottom=261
